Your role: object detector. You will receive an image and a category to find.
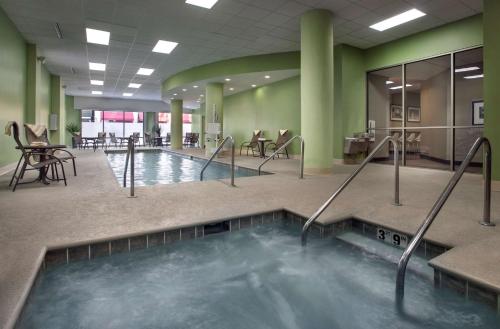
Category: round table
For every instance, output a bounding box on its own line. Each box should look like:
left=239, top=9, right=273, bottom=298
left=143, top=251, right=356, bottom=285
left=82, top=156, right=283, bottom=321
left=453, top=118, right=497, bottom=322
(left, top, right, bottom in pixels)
left=257, top=138, right=272, bottom=158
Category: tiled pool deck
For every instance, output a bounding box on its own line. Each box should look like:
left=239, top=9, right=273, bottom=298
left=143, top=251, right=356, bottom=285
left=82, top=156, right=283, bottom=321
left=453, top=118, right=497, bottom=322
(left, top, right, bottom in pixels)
left=0, top=147, right=499, bottom=328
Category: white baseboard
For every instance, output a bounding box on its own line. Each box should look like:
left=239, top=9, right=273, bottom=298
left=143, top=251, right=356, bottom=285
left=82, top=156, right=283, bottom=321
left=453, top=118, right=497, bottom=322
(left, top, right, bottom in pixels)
left=0, top=161, right=17, bottom=177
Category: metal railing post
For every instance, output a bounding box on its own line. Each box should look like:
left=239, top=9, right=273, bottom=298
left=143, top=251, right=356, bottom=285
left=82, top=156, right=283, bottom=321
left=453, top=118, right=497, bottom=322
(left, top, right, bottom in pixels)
left=123, top=137, right=131, bottom=188
left=129, top=136, right=135, bottom=198
left=257, top=135, right=304, bottom=179
left=301, top=135, right=400, bottom=245
left=200, top=136, right=236, bottom=187
left=396, top=137, right=494, bottom=300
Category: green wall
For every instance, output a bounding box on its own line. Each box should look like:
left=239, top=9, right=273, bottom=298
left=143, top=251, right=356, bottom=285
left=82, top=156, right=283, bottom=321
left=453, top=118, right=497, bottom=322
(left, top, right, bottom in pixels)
left=50, top=75, right=66, bottom=144
left=333, top=44, right=365, bottom=159
left=224, top=76, right=301, bottom=155
left=64, top=95, right=79, bottom=145
left=365, top=15, right=483, bottom=70
left=0, top=7, right=27, bottom=168
left=483, top=0, right=500, bottom=180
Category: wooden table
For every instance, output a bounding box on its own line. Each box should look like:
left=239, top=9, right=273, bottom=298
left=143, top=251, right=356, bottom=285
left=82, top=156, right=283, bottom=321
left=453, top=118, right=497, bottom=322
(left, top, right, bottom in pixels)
left=16, top=144, right=67, bottom=184
left=257, top=138, right=272, bottom=158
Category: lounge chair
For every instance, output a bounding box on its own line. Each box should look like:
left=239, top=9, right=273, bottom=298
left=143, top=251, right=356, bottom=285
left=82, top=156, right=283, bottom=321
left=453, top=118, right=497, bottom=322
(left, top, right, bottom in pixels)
left=183, top=132, right=193, bottom=146
left=265, top=129, right=290, bottom=159
left=5, top=122, right=67, bottom=191
left=109, top=132, right=119, bottom=148
left=144, top=132, right=153, bottom=147
left=190, top=133, right=199, bottom=147
left=93, top=132, right=106, bottom=151
left=132, top=132, right=141, bottom=146
left=24, top=124, right=77, bottom=176
left=240, top=130, right=261, bottom=156
left=165, top=133, right=171, bottom=146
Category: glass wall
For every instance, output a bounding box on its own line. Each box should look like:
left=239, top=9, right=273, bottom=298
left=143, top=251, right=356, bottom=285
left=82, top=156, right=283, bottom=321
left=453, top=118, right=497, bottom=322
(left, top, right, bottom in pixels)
left=81, top=110, right=102, bottom=137
left=80, top=111, right=145, bottom=138
left=124, top=112, right=144, bottom=137
left=367, top=47, right=483, bottom=173
left=103, top=111, right=125, bottom=137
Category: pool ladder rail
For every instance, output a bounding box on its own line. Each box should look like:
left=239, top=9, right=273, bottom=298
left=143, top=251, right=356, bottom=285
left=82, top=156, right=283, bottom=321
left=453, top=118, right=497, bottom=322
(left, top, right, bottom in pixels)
left=200, top=135, right=235, bottom=187
left=396, top=137, right=494, bottom=300
left=123, top=135, right=136, bottom=198
left=301, top=135, right=401, bottom=245
left=258, top=135, right=305, bottom=179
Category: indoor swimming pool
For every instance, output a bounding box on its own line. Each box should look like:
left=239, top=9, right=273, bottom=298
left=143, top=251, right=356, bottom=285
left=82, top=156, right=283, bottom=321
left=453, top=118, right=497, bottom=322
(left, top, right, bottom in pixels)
left=107, top=151, right=263, bottom=186
left=18, top=224, right=499, bottom=329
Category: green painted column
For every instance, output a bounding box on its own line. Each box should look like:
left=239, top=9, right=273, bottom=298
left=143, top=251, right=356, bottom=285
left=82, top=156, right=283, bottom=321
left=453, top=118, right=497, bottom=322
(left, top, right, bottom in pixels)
left=64, top=95, right=80, bottom=146
left=26, top=44, right=38, bottom=124
left=301, top=9, right=334, bottom=173
left=144, top=112, right=155, bottom=133
left=171, top=99, right=183, bottom=149
left=49, top=75, right=65, bottom=144
left=484, top=0, right=500, bottom=182
left=205, top=82, right=224, bottom=156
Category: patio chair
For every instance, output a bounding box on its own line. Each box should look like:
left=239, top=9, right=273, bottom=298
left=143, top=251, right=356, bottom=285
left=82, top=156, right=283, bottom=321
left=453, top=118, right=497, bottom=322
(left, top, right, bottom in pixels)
left=144, top=132, right=153, bottom=147
left=265, top=129, right=290, bottom=159
left=240, top=130, right=261, bottom=156
left=5, top=122, right=66, bottom=191
left=109, top=132, right=119, bottom=148
left=73, top=132, right=85, bottom=149
left=191, top=133, right=199, bottom=147
left=132, top=132, right=141, bottom=146
left=24, top=124, right=77, bottom=176
left=165, top=133, right=171, bottom=146
left=93, top=132, right=106, bottom=151
left=183, top=132, right=193, bottom=146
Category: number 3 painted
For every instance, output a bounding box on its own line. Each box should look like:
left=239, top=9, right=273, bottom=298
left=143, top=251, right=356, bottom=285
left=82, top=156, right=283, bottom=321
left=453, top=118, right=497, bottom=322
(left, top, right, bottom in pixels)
left=378, top=229, right=385, bottom=240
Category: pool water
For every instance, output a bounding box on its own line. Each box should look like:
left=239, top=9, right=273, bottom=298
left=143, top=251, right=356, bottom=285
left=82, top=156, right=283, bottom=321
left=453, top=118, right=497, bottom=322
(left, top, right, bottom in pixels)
left=107, top=151, right=262, bottom=186
left=18, top=224, right=499, bottom=329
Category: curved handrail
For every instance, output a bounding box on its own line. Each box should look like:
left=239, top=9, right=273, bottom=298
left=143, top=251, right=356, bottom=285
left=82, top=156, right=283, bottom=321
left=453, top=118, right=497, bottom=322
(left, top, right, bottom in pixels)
left=258, top=135, right=304, bottom=179
left=123, top=136, right=135, bottom=197
left=301, top=135, right=400, bottom=245
left=396, top=137, right=493, bottom=300
left=200, top=136, right=235, bottom=187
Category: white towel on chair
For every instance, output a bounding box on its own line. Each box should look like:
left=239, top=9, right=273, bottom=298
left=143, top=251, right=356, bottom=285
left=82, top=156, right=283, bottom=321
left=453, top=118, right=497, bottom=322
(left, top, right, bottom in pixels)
left=26, top=124, right=47, bottom=137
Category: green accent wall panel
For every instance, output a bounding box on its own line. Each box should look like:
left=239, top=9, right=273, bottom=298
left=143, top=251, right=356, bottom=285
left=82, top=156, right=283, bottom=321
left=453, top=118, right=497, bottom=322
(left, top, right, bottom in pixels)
left=224, top=76, right=301, bottom=155
left=38, top=64, right=51, bottom=126
left=365, top=15, right=483, bottom=71
left=484, top=0, right=500, bottom=180
left=0, top=7, right=27, bottom=168
left=333, top=44, right=366, bottom=160
left=50, top=75, right=65, bottom=144
left=64, top=95, right=79, bottom=146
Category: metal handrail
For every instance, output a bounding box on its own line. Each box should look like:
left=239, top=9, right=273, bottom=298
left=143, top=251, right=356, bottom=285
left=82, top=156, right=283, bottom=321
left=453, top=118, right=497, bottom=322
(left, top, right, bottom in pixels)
left=123, top=136, right=136, bottom=197
left=200, top=136, right=235, bottom=187
left=396, top=137, right=494, bottom=300
left=258, top=135, right=304, bottom=179
left=301, top=135, right=400, bottom=245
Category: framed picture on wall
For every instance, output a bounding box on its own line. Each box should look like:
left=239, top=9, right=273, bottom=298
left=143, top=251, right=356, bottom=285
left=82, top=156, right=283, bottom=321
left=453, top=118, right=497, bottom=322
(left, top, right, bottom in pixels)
left=407, top=107, right=421, bottom=122
left=390, top=105, right=403, bottom=121
left=472, top=100, right=484, bottom=125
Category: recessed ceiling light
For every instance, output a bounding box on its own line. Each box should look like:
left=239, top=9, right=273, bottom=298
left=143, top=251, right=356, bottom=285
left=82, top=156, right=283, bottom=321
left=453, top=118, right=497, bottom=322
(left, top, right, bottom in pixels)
left=173, top=93, right=178, bottom=96
left=225, top=78, right=231, bottom=81
left=170, top=97, right=174, bottom=100
left=89, top=62, right=106, bottom=71
left=200, top=94, right=204, bottom=97
left=185, top=0, right=219, bottom=9
left=123, top=93, right=133, bottom=97
left=182, top=88, right=187, bottom=92
left=91, top=80, right=103, bottom=86
left=370, top=9, right=426, bottom=32
left=137, top=68, right=154, bottom=75
left=86, top=28, right=110, bottom=45
left=92, top=91, right=102, bottom=95
left=385, top=81, right=394, bottom=85
left=251, top=84, right=257, bottom=88
left=152, top=40, right=179, bottom=54
left=229, top=87, right=234, bottom=91
left=389, top=84, right=413, bottom=90
left=128, top=83, right=142, bottom=88
left=193, top=85, right=198, bottom=88
left=197, top=100, right=201, bottom=103
left=264, top=75, right=270, bottom=79
left=464, top=74, right=484, bottom=79
left=455, top=66, right=480, bottom=73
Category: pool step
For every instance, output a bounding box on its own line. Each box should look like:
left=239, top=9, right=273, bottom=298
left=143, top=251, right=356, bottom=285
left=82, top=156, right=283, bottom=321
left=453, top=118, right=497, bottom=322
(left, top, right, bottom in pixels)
left=335, top=231, right=434, bottom=280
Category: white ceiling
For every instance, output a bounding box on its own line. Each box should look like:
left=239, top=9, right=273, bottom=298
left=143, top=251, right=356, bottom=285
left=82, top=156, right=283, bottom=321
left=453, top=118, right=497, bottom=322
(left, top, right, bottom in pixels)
left=0, top=0, right=482, bottom=103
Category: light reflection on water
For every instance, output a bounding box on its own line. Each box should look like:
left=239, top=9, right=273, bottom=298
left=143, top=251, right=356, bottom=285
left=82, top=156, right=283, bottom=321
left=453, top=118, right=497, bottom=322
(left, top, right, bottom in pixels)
left=107, top=151, right=260, bottom=186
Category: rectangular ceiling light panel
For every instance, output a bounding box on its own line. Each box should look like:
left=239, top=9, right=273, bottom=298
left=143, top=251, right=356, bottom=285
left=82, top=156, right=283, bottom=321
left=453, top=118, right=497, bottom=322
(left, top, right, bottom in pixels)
left=91, top=80, right=104, bottom=85
left=86, top=28, right=110, bottom=45
left=370, top=9, right=426, bottom=31
left=455, top=66, right=480, bottom=73
left=464, top=74, right=483, bottom=79
left=92, top=91, right=103, bottom=95
left=153, top=40, right=179, bottom=54
left=128, top=83, right=142, bottom=88
left=89, top=62, right=106, bottom=71
left=186, top=0, right=219, bottom=9
left=137, top=68, right=154, bottom=76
